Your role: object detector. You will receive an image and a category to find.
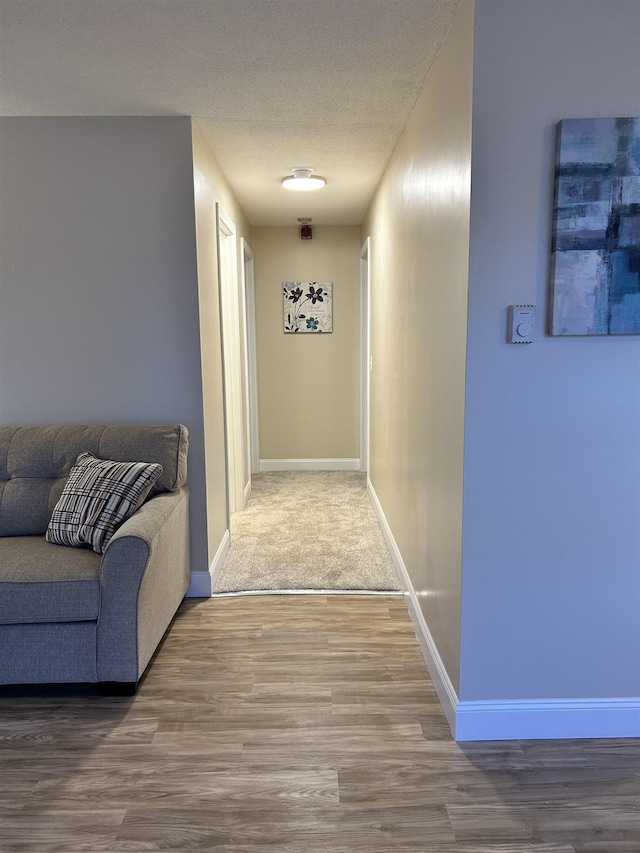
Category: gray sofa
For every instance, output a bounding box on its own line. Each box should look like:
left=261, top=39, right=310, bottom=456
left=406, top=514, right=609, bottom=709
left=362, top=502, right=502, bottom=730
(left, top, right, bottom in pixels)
left=0, top=424, right=190, bottom=692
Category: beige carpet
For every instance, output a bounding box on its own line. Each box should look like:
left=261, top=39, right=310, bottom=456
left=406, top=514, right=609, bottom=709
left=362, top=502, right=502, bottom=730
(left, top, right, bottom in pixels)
left=213, top=471, right=401, bottom=593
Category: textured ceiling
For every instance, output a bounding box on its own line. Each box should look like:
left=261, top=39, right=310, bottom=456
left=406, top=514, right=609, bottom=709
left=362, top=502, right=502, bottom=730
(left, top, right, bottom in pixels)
left=0, top=0, right=460, bottom=225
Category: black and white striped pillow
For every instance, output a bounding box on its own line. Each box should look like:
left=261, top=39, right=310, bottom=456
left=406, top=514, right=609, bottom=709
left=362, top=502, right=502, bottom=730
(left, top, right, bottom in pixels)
left=46, top=452, right=163, bottom=554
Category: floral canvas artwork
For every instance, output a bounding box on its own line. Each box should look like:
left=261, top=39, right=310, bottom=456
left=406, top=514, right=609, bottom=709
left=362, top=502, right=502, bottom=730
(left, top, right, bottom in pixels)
left=550, top=117, right=640, bottom=335
left=283, top=282, right=333, bottom=333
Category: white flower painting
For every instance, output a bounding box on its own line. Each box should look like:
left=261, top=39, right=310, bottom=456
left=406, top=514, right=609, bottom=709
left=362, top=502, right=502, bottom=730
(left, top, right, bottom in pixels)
left=283, top=282, right=333, bottom=333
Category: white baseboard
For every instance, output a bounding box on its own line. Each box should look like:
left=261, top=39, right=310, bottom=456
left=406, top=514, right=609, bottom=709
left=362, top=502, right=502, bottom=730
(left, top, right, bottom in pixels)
left=456, top=698, right=640, bottom=741
left=367, top=478, right=458, bottom=736
left=185, top=529, right=230, bottom=598
left=243, top=478, right=251, bottom=506
left=260, top=458, right=360, bottom=472
left=366, top=477, right=640, bottom=741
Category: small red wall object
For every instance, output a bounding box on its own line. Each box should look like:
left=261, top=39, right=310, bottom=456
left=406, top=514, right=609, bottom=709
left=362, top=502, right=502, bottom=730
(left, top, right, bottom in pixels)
left=300, top=224, right=313, bottom=240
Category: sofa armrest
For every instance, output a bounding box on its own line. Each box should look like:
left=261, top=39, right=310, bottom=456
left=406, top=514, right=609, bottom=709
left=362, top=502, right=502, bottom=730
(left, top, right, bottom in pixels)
left=96, top=485, right=190, bottom=683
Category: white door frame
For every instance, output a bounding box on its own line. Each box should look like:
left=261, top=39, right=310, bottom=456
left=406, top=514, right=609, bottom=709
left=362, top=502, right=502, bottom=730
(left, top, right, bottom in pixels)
left=216, top=204, right=245, bottom=516
left=360, top=238, right=371, bottom=473
left=241, top=238, right=260, bottom=476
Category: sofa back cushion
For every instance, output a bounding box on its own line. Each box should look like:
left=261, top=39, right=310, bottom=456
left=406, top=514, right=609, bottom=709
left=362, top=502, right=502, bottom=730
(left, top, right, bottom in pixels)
left=0, top=425, right=188, bottom=537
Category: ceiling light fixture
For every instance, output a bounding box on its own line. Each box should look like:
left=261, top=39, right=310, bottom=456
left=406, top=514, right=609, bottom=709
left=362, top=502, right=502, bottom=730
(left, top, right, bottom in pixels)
left=281, top=167, right=327, bottom=191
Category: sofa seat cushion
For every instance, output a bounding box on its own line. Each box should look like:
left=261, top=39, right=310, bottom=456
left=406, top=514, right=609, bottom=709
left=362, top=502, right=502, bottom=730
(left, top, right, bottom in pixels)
left=0, top=537, right=101, bottom=625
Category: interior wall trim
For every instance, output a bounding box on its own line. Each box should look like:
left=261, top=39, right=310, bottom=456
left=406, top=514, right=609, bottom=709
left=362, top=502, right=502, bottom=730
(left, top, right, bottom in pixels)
left=456, top=698, right=640, bottom=741
left=366, top=477, right=459, bottom=735
left=185, top=529, right=230, bottom=598
left=260, top=458, right=360, bottom=472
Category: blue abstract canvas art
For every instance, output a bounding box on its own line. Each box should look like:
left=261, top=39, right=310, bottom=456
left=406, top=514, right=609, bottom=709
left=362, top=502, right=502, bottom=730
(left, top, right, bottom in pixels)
left=550, top=117, right=640, bottom=335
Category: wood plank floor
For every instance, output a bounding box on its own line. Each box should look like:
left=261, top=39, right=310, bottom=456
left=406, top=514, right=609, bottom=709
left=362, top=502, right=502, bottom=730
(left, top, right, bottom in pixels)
left=1, top=594, right=639, bottom=851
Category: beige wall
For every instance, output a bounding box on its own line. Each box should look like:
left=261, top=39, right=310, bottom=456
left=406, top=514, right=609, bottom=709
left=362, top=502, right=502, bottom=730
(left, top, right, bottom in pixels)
left=362, top=0, right=474, bottom=693
left=252, top=226, right=361, bottom=461
left=191, top=121, right=252, bottom=568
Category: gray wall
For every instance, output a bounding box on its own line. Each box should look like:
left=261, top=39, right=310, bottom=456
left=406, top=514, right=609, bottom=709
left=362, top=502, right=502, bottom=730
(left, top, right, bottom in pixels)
left=0, top=117, right=208, bottom=574
left=461, top=0, right=640, bottom=700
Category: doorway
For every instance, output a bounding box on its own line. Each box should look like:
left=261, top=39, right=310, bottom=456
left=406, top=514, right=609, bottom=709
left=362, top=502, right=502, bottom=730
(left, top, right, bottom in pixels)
left=360, top=237, right=371, bottom=473
left=241, top=239, right=260, bottom=477
left=217, top=204, right=247, bottom=518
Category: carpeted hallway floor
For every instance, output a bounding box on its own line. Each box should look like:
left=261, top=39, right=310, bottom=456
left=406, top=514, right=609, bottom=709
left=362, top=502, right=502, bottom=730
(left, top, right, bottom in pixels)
left=213, top=471, right=401, bottom=594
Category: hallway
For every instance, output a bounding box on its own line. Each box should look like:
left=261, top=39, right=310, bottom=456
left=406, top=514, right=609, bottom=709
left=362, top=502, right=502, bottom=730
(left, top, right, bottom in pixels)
left=213, top=472, right=400, bottom=594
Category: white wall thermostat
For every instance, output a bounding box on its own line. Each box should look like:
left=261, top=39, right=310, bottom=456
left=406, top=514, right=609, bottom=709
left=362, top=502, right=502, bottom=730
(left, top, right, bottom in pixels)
left=508, top=304, right=536, bottom=344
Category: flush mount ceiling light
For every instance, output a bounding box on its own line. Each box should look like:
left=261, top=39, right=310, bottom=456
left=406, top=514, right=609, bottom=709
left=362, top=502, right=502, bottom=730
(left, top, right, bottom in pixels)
left=281, top=167, right=327, bottom=191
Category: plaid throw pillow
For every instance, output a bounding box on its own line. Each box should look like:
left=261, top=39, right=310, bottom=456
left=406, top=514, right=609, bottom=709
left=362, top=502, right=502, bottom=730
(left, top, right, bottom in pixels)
left=46, top=452, right=163, bottom=554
